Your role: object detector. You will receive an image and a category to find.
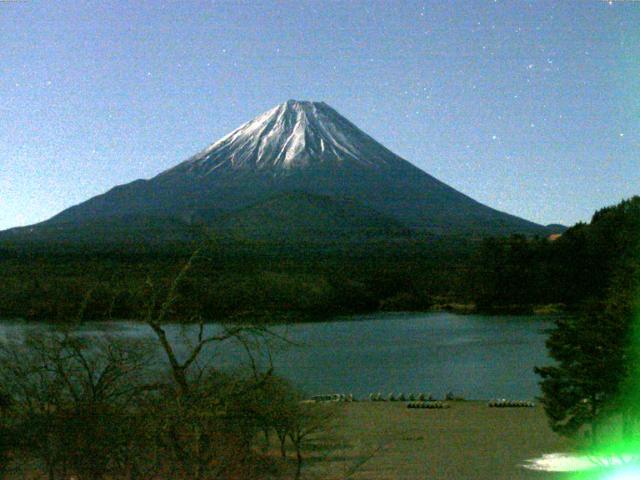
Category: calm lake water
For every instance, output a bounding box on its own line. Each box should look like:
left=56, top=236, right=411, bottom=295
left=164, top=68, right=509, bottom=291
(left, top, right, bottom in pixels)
left=0, top=312, right=554, bottom=400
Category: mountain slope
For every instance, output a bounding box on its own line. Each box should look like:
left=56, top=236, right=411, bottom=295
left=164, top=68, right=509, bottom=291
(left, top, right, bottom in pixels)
left=212, top=192, right=410, bottom=240
left=3, top=100, right=549, bottom=241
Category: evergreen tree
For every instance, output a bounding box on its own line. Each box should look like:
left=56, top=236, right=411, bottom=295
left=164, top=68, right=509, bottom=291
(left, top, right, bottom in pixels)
left=535, top=303, right=630, bottom=442
left=535, top=196, right=640, bottom=444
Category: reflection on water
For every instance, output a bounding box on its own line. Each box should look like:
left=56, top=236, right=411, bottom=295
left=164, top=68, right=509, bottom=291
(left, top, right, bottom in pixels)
left=0, top=312, right=554, bottom=400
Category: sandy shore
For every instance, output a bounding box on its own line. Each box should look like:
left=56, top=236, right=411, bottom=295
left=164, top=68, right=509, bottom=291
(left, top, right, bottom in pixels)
left=304, top=401, right=575, bottom=480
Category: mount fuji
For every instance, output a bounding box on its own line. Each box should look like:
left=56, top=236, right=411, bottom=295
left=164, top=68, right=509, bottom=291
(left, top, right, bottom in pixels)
left=3, top=100, right=550, bottom=243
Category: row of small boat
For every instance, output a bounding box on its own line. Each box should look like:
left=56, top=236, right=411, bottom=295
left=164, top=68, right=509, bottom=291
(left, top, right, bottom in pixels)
left=406, top=401, right=450, bottom=409
left=369, top=393, right=435, bottom=402
left=488, top=399, right=535, bottom=408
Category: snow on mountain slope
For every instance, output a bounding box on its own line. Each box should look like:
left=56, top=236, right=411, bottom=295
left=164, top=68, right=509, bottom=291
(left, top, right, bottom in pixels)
left=162, top=100, right=405, bottom=176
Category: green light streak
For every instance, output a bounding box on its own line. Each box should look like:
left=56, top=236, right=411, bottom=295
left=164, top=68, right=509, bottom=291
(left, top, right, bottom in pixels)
left=604, top=466, right=640, bottom=480
left=566, top=258, right=640, bottom=479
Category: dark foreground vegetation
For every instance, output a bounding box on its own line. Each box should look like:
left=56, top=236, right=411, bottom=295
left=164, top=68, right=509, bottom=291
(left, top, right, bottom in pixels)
left=0, top=269, right=345, bottom=480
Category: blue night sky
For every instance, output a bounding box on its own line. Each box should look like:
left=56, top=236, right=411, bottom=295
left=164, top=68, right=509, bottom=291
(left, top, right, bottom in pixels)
left=1, top=0, right=638, bottom=230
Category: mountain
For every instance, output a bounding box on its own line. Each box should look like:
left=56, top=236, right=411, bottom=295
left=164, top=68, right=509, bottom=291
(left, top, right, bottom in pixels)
left=2, top=100, right=550, bottom=243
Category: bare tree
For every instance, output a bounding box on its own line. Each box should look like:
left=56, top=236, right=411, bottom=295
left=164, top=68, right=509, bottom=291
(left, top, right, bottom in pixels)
left=0, top=244, right=364, bottom=480
left=140, top=246, right=282, bottom=479
left=0, top=329, right=153, bottom=480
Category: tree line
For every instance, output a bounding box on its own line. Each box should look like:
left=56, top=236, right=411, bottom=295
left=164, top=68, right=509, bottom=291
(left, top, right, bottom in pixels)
left=1, top=198, right=637, bottom=323
left=0, top=238, right=472, bottom=322
left=1, top=194, right=635, bottom=321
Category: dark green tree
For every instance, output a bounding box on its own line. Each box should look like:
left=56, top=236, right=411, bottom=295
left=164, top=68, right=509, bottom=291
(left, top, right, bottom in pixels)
left=535, top=196, right=640, bottom=445
left=534, top=304, right=630, bottom=442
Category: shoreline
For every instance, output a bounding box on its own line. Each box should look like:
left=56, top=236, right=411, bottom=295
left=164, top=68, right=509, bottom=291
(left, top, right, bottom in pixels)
left=0, top=302, right=568, bottom=325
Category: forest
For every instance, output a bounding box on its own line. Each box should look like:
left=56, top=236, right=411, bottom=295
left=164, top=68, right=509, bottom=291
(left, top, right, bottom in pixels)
left=0, top=196, right=637, bottom=324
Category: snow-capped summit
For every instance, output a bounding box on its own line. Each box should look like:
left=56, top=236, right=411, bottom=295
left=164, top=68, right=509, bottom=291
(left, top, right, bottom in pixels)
left=165, top=100, right=403, bottom=176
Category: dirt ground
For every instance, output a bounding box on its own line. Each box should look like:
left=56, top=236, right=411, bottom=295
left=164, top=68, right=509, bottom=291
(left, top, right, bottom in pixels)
left=303, top=401, right=577, bottom=480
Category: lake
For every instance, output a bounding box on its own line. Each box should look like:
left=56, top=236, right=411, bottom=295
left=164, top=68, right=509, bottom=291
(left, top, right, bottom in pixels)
left=0, top=312, right=554, bottom=400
